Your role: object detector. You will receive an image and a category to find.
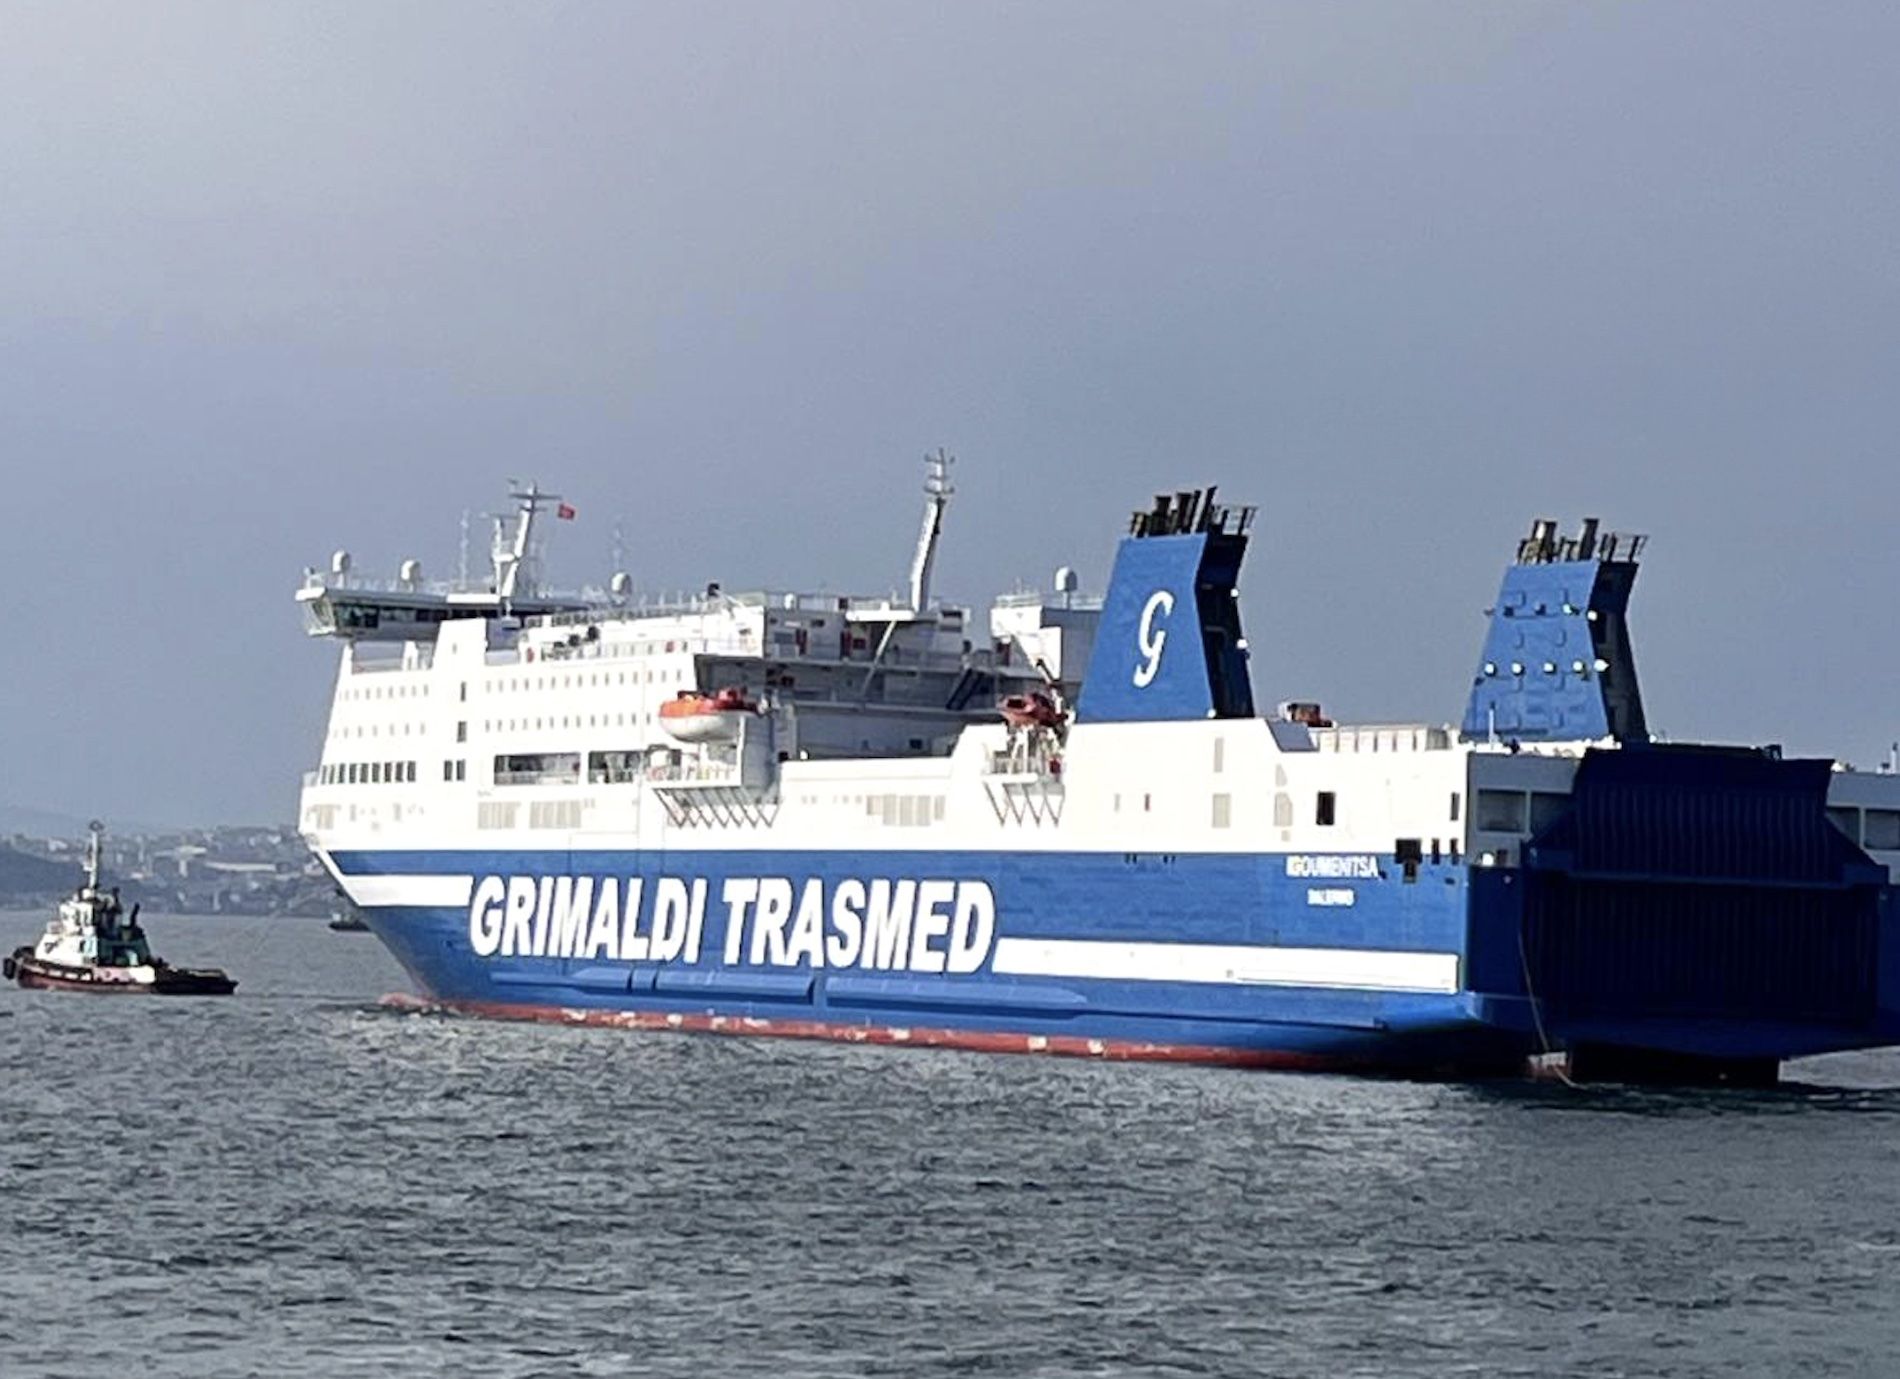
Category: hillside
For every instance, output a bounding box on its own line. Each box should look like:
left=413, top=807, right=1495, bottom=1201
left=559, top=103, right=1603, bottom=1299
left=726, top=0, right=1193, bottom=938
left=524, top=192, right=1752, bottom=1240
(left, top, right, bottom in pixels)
left=0, top=846, right=77, bottom=899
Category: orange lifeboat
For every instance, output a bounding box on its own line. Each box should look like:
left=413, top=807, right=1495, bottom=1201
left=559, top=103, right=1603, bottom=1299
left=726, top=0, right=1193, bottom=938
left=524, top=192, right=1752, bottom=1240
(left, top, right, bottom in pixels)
left=999, top=691, right=1064, bottom=731
left=659, top=686, right=760, bottom=743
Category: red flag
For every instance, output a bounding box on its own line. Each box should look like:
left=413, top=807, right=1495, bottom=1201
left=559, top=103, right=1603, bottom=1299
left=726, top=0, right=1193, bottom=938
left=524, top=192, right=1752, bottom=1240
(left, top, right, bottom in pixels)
left=556, top=502, right=576, bottom=520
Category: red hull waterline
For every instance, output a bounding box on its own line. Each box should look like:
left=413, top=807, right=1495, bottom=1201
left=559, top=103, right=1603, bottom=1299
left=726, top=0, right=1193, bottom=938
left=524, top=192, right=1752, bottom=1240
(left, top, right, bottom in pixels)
left=14, top=968, right=153, bottom=994
left=5, top=953, right=235, bottom=996
left=381, top=993, right=1365, bottom=1071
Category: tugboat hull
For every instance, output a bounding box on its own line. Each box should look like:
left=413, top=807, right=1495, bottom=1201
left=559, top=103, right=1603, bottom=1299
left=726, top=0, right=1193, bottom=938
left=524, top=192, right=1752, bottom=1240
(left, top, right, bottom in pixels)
left=4, top=947, right=236, bottom=996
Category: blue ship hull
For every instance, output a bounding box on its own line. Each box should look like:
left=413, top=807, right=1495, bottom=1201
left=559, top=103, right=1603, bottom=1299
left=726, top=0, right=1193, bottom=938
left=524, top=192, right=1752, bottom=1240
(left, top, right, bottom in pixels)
left=332, top=828, right=1900, bottom=1079
left=338, top=846, right=1504, bottom=1071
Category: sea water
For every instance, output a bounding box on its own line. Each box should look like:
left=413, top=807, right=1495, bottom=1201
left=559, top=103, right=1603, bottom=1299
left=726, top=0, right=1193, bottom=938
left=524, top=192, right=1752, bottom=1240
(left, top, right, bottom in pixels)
left=5, top=911, right=1900, bottom=1378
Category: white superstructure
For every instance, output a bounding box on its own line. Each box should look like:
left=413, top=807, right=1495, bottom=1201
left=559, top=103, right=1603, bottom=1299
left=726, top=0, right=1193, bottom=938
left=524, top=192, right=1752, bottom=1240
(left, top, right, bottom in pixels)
left=296, top=471, right=1900, bottom=888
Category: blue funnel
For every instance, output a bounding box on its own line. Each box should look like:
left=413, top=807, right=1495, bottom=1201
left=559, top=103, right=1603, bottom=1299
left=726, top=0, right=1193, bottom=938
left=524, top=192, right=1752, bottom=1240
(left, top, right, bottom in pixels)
left=1462, top=518, right=1648, bottom=744
left=1075, top=488, right=1256, bottom=724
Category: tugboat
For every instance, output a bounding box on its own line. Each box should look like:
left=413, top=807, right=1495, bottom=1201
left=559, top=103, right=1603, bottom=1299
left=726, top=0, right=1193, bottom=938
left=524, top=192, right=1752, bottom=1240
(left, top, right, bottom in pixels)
left=3, top=822, right=236, bottom=995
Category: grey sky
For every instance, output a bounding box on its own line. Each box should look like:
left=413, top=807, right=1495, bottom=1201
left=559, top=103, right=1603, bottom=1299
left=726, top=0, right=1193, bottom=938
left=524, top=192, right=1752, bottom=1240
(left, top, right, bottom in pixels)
left=2, top=2, right=1896, bottom=826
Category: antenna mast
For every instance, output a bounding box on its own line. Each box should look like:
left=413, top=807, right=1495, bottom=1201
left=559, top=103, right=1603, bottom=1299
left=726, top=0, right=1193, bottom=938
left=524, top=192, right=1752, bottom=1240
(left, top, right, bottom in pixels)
left=493, top=480, right=563, bottom=608
left=908, top=449, right=955, bottom=611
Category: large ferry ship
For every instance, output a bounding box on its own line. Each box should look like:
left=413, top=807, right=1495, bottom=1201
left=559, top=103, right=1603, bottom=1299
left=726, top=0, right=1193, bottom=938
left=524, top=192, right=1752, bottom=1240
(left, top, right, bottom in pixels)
left=294, top=458, right=1900, bottom=1084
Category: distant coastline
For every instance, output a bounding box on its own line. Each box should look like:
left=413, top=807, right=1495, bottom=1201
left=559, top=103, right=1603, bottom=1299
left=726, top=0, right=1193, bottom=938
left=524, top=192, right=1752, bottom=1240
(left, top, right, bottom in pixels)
left=0, top=820, right=333, bottom=917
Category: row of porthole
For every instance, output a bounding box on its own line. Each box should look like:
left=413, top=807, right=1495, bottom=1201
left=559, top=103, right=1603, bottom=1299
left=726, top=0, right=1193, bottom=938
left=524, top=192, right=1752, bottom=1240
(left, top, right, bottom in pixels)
left=317, top=761, right=417, bottom=785
left=1502, top=603, right=1598, bottom=618
left=483, top=713, right=660, bottom=732
left=342, top=683, right=430, bottom=701
left=339, top=664, right=689, bottom=708
left=330, top=723, right=427, bottom=739
left=490, top=666, right=690, bottom=692
left=1479, top=658, right=1609, bottom=678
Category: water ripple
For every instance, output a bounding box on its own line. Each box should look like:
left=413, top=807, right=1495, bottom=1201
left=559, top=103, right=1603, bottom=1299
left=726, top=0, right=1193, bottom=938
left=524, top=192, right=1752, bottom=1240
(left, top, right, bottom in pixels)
left=5, top=911, right=1900, bottom=1376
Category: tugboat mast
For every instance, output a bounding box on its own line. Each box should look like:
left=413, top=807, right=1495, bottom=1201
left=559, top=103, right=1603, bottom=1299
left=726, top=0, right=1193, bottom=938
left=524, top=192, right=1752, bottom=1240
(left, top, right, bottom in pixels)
left=84, top=820, right=104, bottom=896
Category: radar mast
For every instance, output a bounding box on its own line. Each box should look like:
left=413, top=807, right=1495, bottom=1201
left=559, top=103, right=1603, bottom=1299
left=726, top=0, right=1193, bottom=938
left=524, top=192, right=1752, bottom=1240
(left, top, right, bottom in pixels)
left=908, top=450, right=955, bottom=611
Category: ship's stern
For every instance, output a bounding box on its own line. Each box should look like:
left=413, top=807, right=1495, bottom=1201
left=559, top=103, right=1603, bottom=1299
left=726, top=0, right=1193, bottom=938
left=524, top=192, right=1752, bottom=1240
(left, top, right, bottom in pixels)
left=1465, top=746, right=1900, bottom=1084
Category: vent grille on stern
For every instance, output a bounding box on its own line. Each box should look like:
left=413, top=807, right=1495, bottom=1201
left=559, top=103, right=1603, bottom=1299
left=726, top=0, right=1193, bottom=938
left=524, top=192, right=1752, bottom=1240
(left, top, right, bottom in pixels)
left=1521, top=748, right=1884, bottom=1027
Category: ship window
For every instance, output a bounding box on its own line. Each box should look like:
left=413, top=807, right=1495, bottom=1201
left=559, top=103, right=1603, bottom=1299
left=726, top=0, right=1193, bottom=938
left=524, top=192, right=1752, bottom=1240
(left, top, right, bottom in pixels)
left=1273, top=792, right=1293, bottom=828
left=443, top=761, right=454, bottom=782
left=1529, top=792, right=1569, bottom=833
left=456, top=721, right=467, bottom=743
left=1395, top=838, right=1422, bottom=883
left=1431, top=838, right=1442, bottom=864
left=1211, top=793, right=1231, bottom=829
left=1213, top=738, right=1225, bottom=774
left=1449, top=792, right=1461, bottom=822
left=1316, top=792, right=1337, bottom=827
left=494, top=751, right=583, bottom=786
left=588, top=750, right=642, bottom=784
left=1476, top=790, right=1527, bottom=832
left=1866, top=810, right=1900, bottom=851
left=459, top=682, right=467, bottom=702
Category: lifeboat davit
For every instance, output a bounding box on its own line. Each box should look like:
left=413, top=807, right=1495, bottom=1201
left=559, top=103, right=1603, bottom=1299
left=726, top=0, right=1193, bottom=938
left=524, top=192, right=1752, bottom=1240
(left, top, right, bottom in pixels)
left=999, top=691, right=1065, bottom=731
left=659, top=687, right=760, bottom=743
